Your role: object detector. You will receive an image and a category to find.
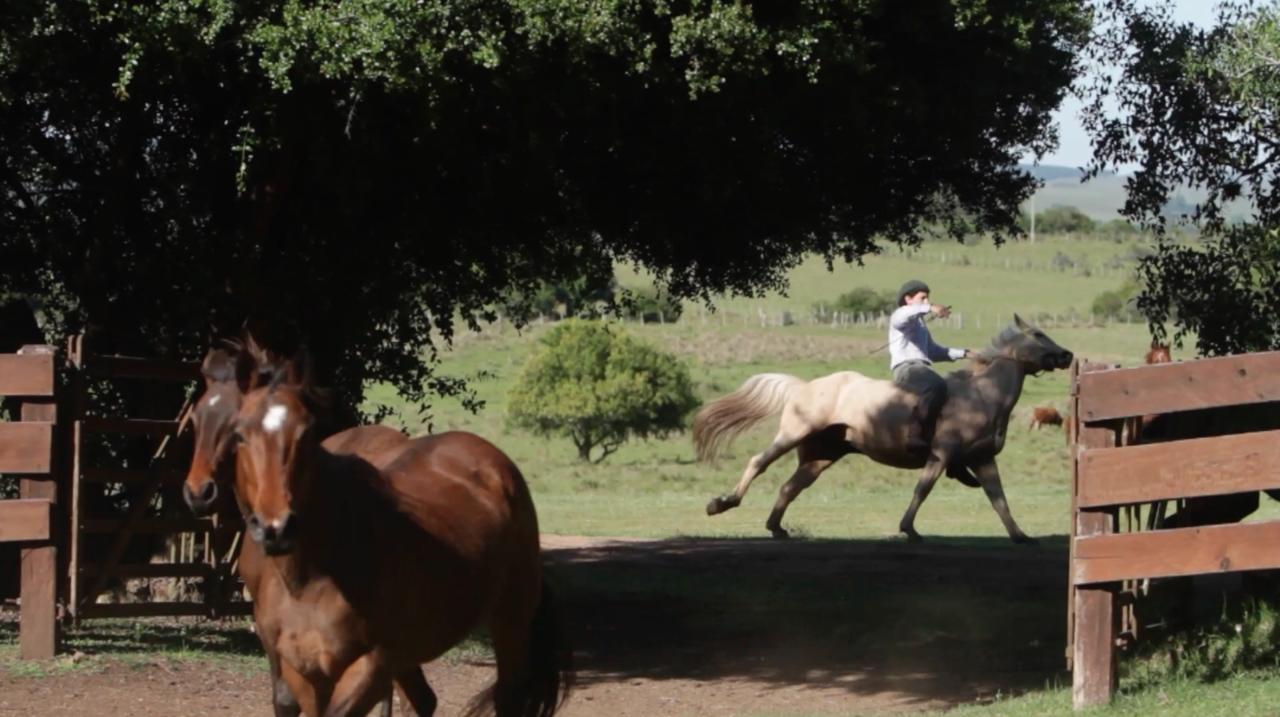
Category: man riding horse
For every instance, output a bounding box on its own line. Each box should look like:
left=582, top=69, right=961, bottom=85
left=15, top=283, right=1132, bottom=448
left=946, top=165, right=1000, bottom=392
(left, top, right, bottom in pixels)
left=889, top=280, right=974, bottom=452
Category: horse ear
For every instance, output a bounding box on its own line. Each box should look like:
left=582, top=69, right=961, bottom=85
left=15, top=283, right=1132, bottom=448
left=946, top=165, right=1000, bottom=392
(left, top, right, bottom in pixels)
left=1013, top=313, right=1029, bottom=330
left=201, top=347, right=237, bottom=384
left=234, top=343, right=260, bottom=394
left=286, top=345, right=313, bottom=387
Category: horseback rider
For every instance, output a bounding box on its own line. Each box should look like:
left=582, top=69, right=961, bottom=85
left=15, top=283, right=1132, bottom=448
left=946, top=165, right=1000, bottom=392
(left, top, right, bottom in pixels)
left=889, top=280, right=974, bottom=452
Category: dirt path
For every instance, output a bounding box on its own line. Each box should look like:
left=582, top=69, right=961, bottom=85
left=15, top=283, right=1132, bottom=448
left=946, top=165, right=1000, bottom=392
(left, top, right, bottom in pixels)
left=0, top=534, right=1068, bottom=716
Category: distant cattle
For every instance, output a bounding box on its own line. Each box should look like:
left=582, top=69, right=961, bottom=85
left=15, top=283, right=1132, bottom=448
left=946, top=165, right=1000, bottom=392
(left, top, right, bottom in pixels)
left=1028, top=406, right=1063, bottom=430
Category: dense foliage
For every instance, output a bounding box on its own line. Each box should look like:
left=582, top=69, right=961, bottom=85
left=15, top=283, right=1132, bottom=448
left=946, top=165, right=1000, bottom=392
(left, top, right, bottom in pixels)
left=1085, top=0, right=1280, bottom=355
left=0, top=0, right=1088, bottom=415
left=507, top=321, right=698, bottom=462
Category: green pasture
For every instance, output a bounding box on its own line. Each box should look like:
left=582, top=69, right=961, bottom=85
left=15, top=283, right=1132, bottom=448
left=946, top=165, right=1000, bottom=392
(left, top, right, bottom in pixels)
left=366, top=235, right=1168, bottom=542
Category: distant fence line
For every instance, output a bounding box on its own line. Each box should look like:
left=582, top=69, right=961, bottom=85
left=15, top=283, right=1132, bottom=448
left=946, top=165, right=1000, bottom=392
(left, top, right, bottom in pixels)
left=484, top=306, right=1139, bottom=333
left=907, top=251, right=1137, bottom=279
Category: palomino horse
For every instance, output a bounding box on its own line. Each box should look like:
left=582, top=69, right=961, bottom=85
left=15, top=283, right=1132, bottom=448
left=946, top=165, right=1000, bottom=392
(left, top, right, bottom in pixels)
left=232, top=372, right=571, bottom=717
left=183, top=342, right=412, bottom=717
left=697, top=315, right=1073, bottom=542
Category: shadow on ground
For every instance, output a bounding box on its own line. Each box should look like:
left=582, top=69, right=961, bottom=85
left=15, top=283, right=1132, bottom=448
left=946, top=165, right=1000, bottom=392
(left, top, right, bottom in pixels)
left=0, top=534, right=1070, bottom=713
left=543, top=534, right=1070, bottom=710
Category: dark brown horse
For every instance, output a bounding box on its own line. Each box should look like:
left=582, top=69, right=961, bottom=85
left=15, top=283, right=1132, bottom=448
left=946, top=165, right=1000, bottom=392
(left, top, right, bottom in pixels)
left=183, top=343, right=412, bottom=716
left=232, top=375, right=571, bottom=717
left=1132, top=343, right=1280, bottom=528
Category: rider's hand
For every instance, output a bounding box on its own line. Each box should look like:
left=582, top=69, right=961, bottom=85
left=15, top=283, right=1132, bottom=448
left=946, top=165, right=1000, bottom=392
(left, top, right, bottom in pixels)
left=930, top=304, right=952, bottom=319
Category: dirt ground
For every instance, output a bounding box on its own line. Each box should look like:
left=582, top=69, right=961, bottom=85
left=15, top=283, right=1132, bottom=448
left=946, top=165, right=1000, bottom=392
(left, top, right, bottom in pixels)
left=0, top=534, right=1068, bottom=716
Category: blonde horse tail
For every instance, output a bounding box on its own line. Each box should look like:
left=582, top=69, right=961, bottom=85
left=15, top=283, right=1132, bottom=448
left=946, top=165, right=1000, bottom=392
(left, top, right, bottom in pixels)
left=693, top=373, right=806, bottom=462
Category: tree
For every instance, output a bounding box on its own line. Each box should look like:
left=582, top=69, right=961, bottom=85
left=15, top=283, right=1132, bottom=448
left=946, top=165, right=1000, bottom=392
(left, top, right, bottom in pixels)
left=1035, top=205, right=1096, bottom=234
left=0, top=1, right=1089, bottom=417
left=1084, top=0, right=1280, bottom=355
left=508, top=321, right=698, bottom=462
left=819, top=287, right=898, bottom=318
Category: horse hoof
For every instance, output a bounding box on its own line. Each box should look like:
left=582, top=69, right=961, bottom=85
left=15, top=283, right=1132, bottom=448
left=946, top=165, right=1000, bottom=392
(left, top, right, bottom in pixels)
left=899, top=531, right=924, bottom=543
left=1013, top=534, right=1039, bottom=546
left=706, top=496, right=736, bottom=515
left=769, top=526, right=790, bottom=540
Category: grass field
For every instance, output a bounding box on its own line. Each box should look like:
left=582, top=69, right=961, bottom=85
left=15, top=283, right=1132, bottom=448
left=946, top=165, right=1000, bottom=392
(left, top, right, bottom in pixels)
left=365, top=234, right=1161, bottom=542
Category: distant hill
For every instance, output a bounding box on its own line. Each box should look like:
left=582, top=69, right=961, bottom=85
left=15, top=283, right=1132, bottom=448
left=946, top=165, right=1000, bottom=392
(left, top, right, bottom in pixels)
left=1018, top=163, right=1252, bottom=223
left=1022, top=163, right=1086, bottom=182
left=1022, top=164, right=1128, bottom=221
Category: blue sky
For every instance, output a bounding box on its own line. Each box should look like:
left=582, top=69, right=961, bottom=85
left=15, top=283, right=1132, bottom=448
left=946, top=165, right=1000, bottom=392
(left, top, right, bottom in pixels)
left=1025, top=1, right=1222, bottom=168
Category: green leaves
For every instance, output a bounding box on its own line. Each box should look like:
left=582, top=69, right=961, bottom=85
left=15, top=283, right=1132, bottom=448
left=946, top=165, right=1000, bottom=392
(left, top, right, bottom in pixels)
left=1085, top=1, right=1280, bottom=355
left=508, top=320, right=698, bottom=462
left=0, top=0, right=1086, bottom=419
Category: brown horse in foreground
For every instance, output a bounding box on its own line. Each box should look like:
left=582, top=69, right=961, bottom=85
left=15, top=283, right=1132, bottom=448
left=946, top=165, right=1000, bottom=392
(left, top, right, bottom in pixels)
left=232, top=375, right=571, bottom=717
left=183, top=343, right=412, bottom=716
left=697, top=316, right=1073, bottom=542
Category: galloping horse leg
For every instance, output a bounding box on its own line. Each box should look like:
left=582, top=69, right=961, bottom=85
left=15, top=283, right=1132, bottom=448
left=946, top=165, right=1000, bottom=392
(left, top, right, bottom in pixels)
left=973, top=459, right=1036, bottom=544
left=706, top=419, right=810, bottom=515
left=764, top=427, right=852, bottom=539
left=255, top=631, right=301, bottom=717
left=278, top=661, right=322, bottom=717
left=324, top=653, right=392, bottom=717
left=897, top=457, right=947, bottom=542
left=393, top=667, right=437, bottom=716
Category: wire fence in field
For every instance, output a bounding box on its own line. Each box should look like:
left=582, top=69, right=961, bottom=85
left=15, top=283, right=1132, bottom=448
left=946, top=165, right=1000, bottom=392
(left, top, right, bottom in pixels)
left=900, top=250, right=1140, bottom=280
left=481, top=305, right=1141, bottom=334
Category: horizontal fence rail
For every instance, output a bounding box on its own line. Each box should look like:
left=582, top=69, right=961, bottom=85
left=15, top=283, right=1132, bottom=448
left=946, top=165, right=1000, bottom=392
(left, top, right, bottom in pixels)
left=1076, top=351, right=1280, bottom=421
left=1069, top=351, right=1280, bottom=710
left=1077, top=429, right=1280, bottom=508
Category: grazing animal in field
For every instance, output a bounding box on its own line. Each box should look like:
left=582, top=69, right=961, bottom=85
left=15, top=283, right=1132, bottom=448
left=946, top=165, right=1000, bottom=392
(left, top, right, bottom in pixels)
left=232, top=368, right=571, bottom=717
left=1028, top=406, right=1063, bottom=430
left=696, top=315, right=1073, bottom=543
left=1144, top=342, right=1172, bottom=366
left=183, top=342, right=413, bottom=717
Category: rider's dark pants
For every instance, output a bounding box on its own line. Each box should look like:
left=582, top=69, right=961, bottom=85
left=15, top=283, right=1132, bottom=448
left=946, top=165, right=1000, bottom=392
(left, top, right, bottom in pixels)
left=892, top=360, right=948, bottom=428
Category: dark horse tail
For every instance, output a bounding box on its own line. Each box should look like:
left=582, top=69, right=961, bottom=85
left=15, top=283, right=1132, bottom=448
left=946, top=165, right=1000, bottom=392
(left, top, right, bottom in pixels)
left=465, top=577, right=574, bottom=717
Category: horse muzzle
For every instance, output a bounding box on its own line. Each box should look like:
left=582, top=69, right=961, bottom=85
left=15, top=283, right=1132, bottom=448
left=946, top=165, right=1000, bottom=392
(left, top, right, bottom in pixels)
left=182, top=478, right=219, bottom=517
left=248, top=511, right=298, bottom=556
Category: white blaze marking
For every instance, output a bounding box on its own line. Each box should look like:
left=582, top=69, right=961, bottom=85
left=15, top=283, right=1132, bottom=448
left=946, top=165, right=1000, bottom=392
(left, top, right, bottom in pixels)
left=262, top=404, right=289, bottom=432
left=208, top=395, right=221, bottom=408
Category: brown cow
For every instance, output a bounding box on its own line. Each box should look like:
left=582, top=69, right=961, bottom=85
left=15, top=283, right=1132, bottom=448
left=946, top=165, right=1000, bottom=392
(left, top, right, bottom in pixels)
left=1028, top=406, right=1063, bottom=430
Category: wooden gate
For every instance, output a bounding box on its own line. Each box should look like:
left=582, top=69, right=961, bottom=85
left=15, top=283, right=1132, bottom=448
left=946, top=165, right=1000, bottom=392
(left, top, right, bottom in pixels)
left=2, top=337, right=249, bottom=659
left=65, top=335, right=249, bottom=620
left=1068, top=352, right=1280, bottom=708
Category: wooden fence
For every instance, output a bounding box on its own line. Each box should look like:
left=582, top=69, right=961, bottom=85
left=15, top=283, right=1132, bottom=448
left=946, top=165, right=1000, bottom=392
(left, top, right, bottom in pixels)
left=1068, top=352, right=1280, bottom=708
left=0, top=346, right=60, bottom=658
left=1, top=338, right=249, bottom=659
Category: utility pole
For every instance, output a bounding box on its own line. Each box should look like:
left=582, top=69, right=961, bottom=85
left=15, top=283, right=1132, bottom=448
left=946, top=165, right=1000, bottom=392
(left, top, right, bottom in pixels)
left=1030, top=194, right=1036, bottom=243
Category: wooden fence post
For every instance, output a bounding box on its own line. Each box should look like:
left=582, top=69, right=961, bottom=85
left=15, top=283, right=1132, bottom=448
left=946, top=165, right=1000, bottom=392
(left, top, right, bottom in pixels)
left=1071, top=361, right=1119, bottom=709
left=16, top=345, right=60, bottom=659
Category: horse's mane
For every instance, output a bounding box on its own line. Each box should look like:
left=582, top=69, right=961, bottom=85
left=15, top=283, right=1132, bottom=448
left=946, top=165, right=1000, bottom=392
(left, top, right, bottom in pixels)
left=971, top=325, right=1024, bottom=365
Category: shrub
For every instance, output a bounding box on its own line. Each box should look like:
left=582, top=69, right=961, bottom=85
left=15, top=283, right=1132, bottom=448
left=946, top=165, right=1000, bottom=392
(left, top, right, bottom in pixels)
left=626, top=286, right=683, bottom=323
left=1091, top=277, right=1143, bottom=321
left=815, top=287, right=898, bottom=319
left=1036, top=205, right=1096, bottom=234
left=507, top=320, right=699, bottom=462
